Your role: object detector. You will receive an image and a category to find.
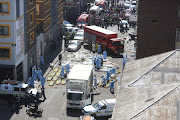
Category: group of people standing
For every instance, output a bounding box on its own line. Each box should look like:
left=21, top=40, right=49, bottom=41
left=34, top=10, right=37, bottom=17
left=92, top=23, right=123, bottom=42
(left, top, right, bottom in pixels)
left=29, top=68, right=45, bottom=88
left=89, top=0, right=137, bottom=33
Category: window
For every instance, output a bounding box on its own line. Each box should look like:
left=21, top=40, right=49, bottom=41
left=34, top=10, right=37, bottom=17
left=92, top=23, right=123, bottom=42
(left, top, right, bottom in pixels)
left=0, top=47, right=10, bottom=59
left=101, top=105, right=107, bottom=109
left=36, top=4, right=39, bottom=15
left=151, top=19, right=159, bottom=24
left=45, top=1, right=50, bottom=12
left=14, top=87, right=19, bottom=91
left=0, top=25, right=10, bottom=37
left=30, top=12, right=34, bottom=23
left=0, top=2, right=10, bottom=15
left=30, top=32, right=34, bottom=44
left=44, top=18, right=51, bottom=31
left=102, top=38, right=106, bottom=41
left=97, top=36, right=101, bottom=39
left=29, top=0, right=33, bottom=5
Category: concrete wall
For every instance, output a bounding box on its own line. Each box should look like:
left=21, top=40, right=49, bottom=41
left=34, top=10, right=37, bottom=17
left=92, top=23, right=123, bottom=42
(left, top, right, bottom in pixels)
left=133, top=86, right=180, bottom=120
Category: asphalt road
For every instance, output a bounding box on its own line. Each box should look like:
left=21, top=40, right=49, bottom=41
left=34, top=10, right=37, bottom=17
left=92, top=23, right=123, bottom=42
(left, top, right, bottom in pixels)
left=0, top=24, right=135, bottom=120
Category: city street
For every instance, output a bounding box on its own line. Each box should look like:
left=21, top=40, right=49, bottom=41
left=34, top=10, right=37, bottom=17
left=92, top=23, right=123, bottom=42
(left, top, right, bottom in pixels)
left=0, top=22, right=135, bottom=120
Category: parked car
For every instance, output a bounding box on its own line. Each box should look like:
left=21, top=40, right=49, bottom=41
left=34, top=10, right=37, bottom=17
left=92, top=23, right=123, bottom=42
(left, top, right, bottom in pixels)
left=63, top=20, right=73, bottom=28
left=131, top=0, right=137, bottom=5
left=67, top=40, right=81, bottom=52
left=123, top=1, right=131, bottom=8
left=74, top=32, right=84, bottom=44
left=129, top=5, right=136, bottom=10
left=82, top=99, right=116, bottom=117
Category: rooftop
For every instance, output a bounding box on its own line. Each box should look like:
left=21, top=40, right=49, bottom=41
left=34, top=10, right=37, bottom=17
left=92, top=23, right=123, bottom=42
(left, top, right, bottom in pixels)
left=85, top=26, right=117, bottom=35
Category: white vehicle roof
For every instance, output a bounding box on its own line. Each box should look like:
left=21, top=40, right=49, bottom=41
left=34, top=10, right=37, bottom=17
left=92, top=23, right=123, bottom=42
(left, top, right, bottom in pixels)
left=85, top=26, right=117, bottom=35
left=65, top=26, right=74, bottom=29
left=105, top=99, right=116, bottom=104
left=76, top=32, right=84, bottom=35
left=67, top=64, right=93, bottom=81
left=64, top=24, right=73, bottom=27
left=14, top=83, right=28, bottom=88
left=90, top=5, right=100, bottom=11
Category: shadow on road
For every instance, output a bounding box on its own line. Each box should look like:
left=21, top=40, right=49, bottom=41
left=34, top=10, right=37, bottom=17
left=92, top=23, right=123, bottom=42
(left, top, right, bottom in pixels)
left=0, top=95, right=15, bottom=120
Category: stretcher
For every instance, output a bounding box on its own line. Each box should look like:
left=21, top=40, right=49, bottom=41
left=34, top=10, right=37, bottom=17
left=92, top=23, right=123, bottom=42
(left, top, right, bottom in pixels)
left=49, top=80, right=55, bottom=86
left=47, top=76, right=53, bottom=81
left=55, top=69, right=61, bottom=77
left=50, top=71, right=56, bottom=77
left=54, top=67, right=59, bottom=72
left=61, top=79, right=66, bottom=85
left=56, top=79, right=62, bottom=85
left=52, top=76, right=58, bottom=81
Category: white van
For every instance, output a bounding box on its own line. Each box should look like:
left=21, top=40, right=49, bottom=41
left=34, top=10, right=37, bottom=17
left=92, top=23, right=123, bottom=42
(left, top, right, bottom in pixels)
left=82, top=99, right=116, bottom=117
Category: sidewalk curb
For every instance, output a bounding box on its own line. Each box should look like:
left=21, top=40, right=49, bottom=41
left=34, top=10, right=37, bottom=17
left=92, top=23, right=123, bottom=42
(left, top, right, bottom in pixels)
left=44, top=50, right=65, bottom=78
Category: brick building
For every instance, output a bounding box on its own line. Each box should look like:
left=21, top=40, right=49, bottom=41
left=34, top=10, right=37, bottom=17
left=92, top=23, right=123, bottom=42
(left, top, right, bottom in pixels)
left=136, top=0, right=180, bottom=59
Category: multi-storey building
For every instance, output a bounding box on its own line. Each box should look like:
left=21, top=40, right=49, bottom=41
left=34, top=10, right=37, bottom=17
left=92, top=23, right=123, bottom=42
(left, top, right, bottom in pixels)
left=23, top=0, right=38, bottom=79
left=0, top=0, right=64, bottom=82
left=136, top=0, right=180, bottom=59
left=0, top=0, right=24, bottom=81
left=63, top=0, right=87, bottom=24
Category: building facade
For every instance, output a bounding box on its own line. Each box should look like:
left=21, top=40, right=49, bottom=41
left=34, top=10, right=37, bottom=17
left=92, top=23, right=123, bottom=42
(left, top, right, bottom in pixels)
left=23, top=0, right=38, bottom=80
left=63, top=0, right=87, bottom=25
left=0, top=0, right=64, bottom=82
left=0, top=0, right=24, bottom=81
left=136, top=0, right=180, bottom=59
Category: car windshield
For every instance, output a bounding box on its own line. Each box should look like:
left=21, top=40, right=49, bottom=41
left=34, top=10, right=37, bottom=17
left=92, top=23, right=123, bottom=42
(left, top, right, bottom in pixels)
left=92, top=102, right=102, bottom=109
left=78, top=21, right=86, bottom=25
left=67, top=93, right=82, bottom=100
left=69, top=41, right=78, bottom=45
left=113, top=41, right=124, bottom=47
left=125, top=2, right=131, bottom=4
left=75, top=33, right=83, bottom=37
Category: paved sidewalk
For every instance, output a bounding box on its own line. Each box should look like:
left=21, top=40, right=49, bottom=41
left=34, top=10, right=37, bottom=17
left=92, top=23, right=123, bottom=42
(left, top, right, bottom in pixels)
left=40, top=39, right=65, bottom=78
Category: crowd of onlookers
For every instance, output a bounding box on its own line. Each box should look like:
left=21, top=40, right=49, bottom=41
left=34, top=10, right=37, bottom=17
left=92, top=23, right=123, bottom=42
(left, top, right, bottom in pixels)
left=89, top=0, right=137, bottom=33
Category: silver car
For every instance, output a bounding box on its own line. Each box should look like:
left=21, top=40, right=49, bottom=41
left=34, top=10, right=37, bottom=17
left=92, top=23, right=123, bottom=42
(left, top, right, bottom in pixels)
left=74, top=32, right=84, bottom=44
left=67, top=40, right=81, bottom=52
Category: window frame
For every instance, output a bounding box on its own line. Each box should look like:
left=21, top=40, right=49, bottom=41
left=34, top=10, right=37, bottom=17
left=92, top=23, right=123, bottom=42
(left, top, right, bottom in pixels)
left=29, top=12, right=34, bottom=24
left=0, top=2, right=10, bottom=15
left=44, top=0, right=51, bottom=13
left=29, top=0, right=33, bottom=5
left=0, top=47, right=11, bottom=59
left=44, top=17, right=51, bottom=31
left=30, top=31, right=34, bottom=45
left=36, top=4, right=39, bottom=15
left=0, top=24, right=10, bottom=37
